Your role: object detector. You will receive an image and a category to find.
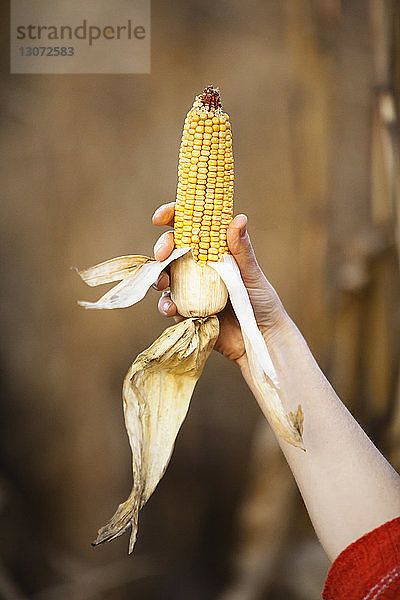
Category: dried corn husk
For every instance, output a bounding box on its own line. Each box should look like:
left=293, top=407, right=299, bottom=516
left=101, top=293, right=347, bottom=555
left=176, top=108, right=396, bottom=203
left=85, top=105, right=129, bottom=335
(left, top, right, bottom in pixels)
left=92, top=316, right=219, bottom=553
left=77, top=255, right=153, bottom=285
left=170, top=251, right=228, bottom=317
left=210, top=254, right=304, bottom=449
left=78, top=248, right=189, bottom=310
left=78, top=250, right=304, bottom=449
left=78, top=247, right=305, bottom=551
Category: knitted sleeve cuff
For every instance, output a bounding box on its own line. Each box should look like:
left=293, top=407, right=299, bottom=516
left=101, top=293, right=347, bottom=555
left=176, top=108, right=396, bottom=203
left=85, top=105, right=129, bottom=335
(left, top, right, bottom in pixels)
left=323, top=516, right=400, bottom=600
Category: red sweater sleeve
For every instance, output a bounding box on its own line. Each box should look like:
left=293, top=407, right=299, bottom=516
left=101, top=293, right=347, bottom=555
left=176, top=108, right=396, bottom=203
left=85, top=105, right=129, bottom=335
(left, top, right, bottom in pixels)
left=323, top=516, right=400, bottom=600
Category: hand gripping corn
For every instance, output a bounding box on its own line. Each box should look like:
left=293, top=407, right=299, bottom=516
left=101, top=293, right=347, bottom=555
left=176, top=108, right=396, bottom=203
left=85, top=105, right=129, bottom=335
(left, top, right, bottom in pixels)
left=77, top=86, right=304, bottom=553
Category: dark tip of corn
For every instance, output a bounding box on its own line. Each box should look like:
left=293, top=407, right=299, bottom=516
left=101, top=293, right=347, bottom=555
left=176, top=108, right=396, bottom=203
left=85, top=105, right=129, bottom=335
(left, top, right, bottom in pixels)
left=200, top=85, right=222, bottom=110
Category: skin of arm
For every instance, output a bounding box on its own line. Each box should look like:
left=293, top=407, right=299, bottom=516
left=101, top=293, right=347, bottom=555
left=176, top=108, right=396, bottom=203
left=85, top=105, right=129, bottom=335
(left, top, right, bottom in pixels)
left=152, top=203, right=400, bottom=562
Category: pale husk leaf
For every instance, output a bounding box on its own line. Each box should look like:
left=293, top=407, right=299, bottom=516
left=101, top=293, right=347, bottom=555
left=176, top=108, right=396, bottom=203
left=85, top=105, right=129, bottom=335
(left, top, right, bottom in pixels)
left=209, top=255, right=279, bottom=387
left=243, top=330, right=304, bottom=449
left=210, top=254, right=304, bottom=450
left=170, top=252, right=228, bottom=317
left=93, top=315, right=219, bottom=553
left=77, top=255, right=152, bottom=286
left=78, top=247, right=190, bottom=310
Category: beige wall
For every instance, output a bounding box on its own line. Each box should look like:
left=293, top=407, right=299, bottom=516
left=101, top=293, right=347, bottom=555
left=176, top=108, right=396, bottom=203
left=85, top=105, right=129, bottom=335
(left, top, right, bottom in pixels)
left=1, top=2, right=398, bottom=598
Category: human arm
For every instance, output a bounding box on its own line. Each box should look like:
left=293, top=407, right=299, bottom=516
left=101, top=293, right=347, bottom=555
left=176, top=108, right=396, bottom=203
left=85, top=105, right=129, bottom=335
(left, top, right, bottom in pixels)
left=152, top=202, right=400, bottom=562
left=241, top=318, right=400, bottom=561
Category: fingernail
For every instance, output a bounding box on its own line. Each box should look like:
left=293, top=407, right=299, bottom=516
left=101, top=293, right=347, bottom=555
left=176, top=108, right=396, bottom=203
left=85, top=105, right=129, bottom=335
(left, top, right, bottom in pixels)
left=239, top=215, right=247, bottom=238
left=161, top=299, right=171, bottom=315
left=154, top=239, right=165, bottom=258
left=153, top=274, right=162, bottom=289
left=152, top=207, right=162, bottom=220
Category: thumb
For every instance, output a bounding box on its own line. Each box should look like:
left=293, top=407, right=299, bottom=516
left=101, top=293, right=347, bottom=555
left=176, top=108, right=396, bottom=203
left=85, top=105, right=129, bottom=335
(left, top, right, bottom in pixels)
left=227, top=214, right=264, bottom=285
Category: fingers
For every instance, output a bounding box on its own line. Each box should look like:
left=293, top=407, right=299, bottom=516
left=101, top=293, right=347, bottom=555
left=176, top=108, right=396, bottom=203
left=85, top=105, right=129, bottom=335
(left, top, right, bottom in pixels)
left=152, top=202, right=175, bottom=227
left=153, top=230, right=175, bottom=261
left=158, top=291, right=177, bottom=317
left=152, top=203, right=182, bottom=319
left=157, top=291, right=183, bottom=322
left=152, top=204, right=178, bottom=317
left=227, top=214, right=262, bottom=283
left=152, top=271, right=170, bottom=291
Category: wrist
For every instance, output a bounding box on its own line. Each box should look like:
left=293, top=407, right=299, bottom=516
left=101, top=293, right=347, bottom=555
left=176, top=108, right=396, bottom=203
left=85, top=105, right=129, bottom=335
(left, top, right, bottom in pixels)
left=236, top=312, right=303, bottom=381
left=260, top=310, right=298, bottom=347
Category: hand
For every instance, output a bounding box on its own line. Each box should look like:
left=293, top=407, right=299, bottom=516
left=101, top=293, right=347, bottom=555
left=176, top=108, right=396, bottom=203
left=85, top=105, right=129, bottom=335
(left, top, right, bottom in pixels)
left=152, top=202, right=290, bottom=366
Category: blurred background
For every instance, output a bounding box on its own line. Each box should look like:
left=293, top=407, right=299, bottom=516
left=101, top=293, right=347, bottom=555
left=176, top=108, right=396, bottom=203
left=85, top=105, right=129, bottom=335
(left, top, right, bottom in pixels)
left=1, top=0, right=400, bottom=598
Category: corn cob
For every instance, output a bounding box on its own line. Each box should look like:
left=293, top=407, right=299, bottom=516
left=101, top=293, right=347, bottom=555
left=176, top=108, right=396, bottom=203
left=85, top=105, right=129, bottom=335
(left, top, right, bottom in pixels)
left=170, top=87, right=233, bottom=318
left=174, top=86, right=234, bottom=264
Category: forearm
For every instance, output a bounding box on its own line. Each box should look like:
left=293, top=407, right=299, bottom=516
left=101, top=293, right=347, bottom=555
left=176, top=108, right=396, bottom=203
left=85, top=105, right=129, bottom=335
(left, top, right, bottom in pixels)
left=239, top=316, right=400, bottom=561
